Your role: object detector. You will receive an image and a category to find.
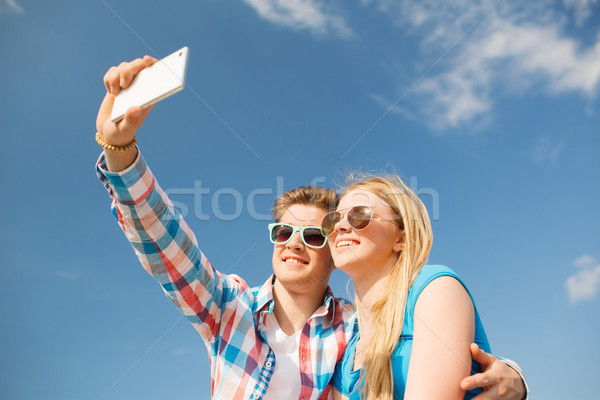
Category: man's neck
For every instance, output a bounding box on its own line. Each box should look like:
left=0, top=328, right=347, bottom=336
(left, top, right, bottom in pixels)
left=271, top=279, right=327, bottom=335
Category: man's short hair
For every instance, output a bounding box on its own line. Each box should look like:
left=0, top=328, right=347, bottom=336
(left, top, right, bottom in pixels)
left=272, top=186, right=339, bottom=221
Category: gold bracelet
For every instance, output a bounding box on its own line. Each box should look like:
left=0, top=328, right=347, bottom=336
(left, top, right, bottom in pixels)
left=95, top=132, right=137, bottom=152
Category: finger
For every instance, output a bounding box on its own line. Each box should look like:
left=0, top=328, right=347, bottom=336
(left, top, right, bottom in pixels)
left=470, top=343, right=496, bottom=368
left=106, top=63, right=128, bottom=95
left=118, top=57, right=146, bottom=88
left=97, top=92, right=116, bottom=132
left=142, top=55, right=159, bottom=66
left=106, top=59, right=142, bottom=94
left=119, top=66, right=134, bottom=88
left=119, top=57, right=156, bottom=88
left=461, top=372, right=497, bottom=391
left=118, top=106, right=144, bottom=135
left=461, top=375, right=476, bottom=391
left=133, top=104, right=155, bottom=132
left=140, top=103, right=155, bottom=120
left=103, top=66, right=118, bottom=93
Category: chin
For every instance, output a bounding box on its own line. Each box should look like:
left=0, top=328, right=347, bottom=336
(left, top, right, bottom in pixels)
left=332, top=259, right=360, bottom=276
left=332, top=253, right=355, bottom=268
left=275, top=267, right=309, bottom=282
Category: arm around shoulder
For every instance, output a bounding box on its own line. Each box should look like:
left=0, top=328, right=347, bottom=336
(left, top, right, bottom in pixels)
left=461, top=344, right=529, bottom=400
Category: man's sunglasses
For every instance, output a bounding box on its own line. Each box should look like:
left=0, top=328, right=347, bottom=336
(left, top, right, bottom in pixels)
left=268, top=223, right=328, bottom=249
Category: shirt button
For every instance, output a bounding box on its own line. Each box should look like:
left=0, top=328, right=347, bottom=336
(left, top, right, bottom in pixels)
left=265, top=361, right=272, bottom=367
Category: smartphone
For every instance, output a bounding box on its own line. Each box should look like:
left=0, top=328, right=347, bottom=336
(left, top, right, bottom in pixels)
left=111, top=46, right=189, bottom=123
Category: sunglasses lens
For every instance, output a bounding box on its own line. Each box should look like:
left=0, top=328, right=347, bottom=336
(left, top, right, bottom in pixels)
left=348, top=206, right=372, bottom=230
left=303, top=228, right=326, bottom=247
left=271, top=225, right=293, bottom=243
left=321, top=212, right=341, bottom=236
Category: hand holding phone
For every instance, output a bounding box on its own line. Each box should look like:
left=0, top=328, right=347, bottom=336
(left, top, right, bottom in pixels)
left=110, top=47, right=189, bottom=123
left=95, top=47, right=189, bottom=171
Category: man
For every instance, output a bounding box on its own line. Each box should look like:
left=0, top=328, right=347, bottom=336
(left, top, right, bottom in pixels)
left=95, top=56, right=528, bottom=399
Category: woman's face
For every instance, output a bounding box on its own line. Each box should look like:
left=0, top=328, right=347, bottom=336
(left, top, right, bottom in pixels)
left=328, top=189, right=404, bottom=279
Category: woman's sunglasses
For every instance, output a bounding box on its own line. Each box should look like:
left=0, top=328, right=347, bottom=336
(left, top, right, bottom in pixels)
left=321, top=205, right=402, bottom=237
left=320, top=206, right=375, bottom=237
left=268, top=223, right=328, bottom=249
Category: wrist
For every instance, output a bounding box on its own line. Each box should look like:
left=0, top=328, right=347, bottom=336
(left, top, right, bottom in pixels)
left=96, top=132, right=137, bottom=152
left=97, top=130, right=136, bottom=146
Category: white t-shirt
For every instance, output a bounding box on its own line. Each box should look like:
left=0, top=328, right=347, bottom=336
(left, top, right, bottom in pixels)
left=262, top=313, right=302, bottom=400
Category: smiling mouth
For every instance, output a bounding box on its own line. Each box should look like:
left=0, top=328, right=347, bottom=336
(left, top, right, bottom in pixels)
left=336, top=240, right=360, bottom=248
left=283, top=257, right=309, bottom=265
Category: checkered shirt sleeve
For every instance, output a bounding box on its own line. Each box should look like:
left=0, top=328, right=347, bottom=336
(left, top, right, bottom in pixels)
left=96, top=151, right=358, bottom=400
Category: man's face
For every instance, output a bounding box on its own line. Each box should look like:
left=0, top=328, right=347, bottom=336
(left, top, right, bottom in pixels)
left=271, top=204, right=334, bottom=294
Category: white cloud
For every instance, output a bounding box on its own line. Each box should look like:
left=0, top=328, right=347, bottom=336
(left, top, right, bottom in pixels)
left=364, top=1, right=600, bottom=130
left=564, top=0, right=599, bottom=26
left=241, top=0, right=354, bottom=38
left=574, top=254, right=596, bottom=267
left=565, top=255, right=600, bottom=304
left=418, top=15, right=600, bottom=129
left=368, top=93, right=414, bottom=120
left=0, top=0, right=24, bottom=14
left=362, top=0, right=493, bottom=46
left=532, top=136, right=566, bottom=164
left=240, top=1, right=600, bottom=130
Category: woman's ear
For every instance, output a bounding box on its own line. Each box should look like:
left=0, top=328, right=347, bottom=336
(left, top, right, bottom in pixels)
left=393, top=230, right=405, bottom=252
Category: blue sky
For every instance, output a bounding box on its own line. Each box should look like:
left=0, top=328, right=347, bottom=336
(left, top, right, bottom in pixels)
left=1, top=0, right=598, bottom=399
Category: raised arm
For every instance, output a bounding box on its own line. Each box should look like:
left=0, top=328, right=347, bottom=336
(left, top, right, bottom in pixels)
left=95, top=56, right=250, bottom=346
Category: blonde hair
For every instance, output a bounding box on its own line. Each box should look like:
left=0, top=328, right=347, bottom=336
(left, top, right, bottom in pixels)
left=272, top=186, right=339, bottom=221
left=343, top=173, right=433, bottom=400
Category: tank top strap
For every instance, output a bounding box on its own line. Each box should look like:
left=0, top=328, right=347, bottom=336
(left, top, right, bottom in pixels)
left=402, top=265, right=473, bottom=337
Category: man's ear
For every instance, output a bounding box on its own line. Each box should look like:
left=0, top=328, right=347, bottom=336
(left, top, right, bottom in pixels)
left=393, top=230, right=405, bottom=253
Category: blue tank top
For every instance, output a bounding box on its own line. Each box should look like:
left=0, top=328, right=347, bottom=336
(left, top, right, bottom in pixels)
left=332, top=265, right=491, bottom=399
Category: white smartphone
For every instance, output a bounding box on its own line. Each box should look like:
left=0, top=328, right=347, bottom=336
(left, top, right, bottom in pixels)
left=111, top=46, right=189, bottom=123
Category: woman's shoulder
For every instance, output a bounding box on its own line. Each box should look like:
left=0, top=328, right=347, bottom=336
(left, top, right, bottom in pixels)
left=402, top=265, right=474, bottom=338
left=406, top=265, right=474, bottom=318
left=410, top=265, right=462, bottom=297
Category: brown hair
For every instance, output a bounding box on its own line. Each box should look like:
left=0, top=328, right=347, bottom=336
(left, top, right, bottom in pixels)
left=272, top=186, right=339, bottom=221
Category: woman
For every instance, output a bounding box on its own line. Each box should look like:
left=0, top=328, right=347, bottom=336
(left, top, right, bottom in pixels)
left=323, top=174, right=491, bottom=400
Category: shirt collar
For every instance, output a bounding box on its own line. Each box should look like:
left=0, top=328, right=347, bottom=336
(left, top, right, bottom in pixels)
left=253, top=274, right=337, bottom=322
left=253, top=274, right=277, bottom=315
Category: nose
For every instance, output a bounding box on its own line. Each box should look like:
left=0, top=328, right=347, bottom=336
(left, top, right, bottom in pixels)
left=334, top=213, right=352, bottom=234
left=286, top=231, right=304, bottom=250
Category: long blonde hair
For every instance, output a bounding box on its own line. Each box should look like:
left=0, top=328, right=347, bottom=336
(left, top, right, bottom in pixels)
left=343, top=174, right=433, bottom=400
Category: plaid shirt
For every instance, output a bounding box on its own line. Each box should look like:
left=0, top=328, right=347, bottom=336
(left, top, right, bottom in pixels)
left=96, top=151, right=358, bottom=400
